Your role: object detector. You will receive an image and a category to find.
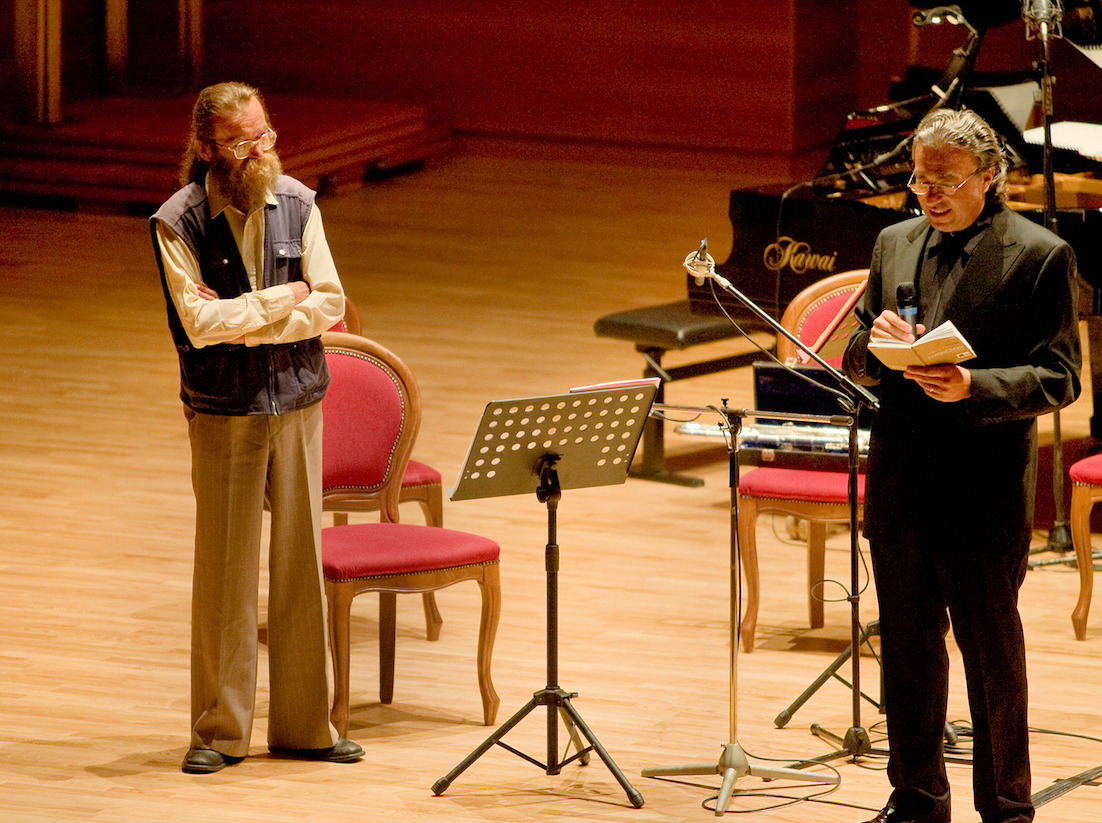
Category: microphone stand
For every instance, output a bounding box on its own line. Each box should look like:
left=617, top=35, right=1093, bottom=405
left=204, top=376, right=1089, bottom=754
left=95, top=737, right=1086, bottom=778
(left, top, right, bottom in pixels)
left=692, top=261, right=880, bottom=766
left=1025, top=0, right=1073, bottom=555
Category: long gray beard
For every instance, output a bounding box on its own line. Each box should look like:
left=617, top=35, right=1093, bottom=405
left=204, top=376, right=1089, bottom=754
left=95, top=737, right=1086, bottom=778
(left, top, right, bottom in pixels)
left=210, top=151, right=283, bottom=211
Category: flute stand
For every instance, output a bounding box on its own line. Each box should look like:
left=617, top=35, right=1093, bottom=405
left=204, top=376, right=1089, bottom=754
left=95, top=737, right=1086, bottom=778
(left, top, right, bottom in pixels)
left=641, top=402, right=840, bottom=816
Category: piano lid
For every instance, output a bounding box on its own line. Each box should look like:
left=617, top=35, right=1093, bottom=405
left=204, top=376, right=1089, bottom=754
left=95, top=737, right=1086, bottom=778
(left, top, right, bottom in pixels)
left=690, top=1, right=1102, bottom=322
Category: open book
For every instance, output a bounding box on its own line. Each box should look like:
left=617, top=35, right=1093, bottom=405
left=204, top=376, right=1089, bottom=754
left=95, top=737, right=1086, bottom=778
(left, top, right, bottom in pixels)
left=868, top=320, right=976, bottom=370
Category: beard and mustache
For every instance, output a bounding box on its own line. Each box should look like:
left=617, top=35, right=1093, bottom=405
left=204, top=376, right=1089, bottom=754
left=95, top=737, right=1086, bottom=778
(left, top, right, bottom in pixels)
left=208, top=149, right=283, bottom=212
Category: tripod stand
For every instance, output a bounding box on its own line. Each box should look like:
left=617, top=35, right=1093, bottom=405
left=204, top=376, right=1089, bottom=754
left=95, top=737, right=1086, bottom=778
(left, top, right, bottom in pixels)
left=433, top=383, right=657, bottom=807
left=641, top=402, right=841, bottom=815
left=774, top=620, right=882, bottom=732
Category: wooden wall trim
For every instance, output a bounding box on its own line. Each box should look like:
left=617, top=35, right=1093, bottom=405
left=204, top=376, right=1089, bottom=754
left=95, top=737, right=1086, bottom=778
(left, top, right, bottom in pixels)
left=13, top=0, right=62, bottom=125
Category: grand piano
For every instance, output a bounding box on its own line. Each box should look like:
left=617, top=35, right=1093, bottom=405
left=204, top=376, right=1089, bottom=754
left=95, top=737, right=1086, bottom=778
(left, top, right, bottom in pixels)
left=689, top=1, right=1102, bottom=437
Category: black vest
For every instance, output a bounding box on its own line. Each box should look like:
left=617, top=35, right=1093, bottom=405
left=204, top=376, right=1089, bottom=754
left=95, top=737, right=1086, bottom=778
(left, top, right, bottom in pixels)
left=151, top=177, right=329, bottom=415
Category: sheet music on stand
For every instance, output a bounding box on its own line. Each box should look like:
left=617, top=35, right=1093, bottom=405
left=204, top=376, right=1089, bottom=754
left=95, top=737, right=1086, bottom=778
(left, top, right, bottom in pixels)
left=1071, top=41, right=1102, bottom=71
left=1023, top=121, right=1102, bottom=162
left=449, top=378, right=659, bottom=501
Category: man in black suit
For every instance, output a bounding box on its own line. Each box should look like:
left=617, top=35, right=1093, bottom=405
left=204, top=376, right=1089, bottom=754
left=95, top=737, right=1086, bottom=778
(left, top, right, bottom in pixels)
left=843, top=107, right=1081, bottom=823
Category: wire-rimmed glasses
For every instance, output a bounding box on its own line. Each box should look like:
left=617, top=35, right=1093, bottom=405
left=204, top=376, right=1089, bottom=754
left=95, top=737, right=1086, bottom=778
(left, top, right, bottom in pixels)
left=906, top=167, right=980, bottom=197
left=213, top=128, right=277, bottom=159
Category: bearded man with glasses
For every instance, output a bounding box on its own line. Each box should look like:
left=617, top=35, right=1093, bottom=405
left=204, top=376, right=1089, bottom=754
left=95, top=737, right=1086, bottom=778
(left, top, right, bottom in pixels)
left=843, top=107, right=1081, bottom=823
left=151, top=82, right=363, bottom=774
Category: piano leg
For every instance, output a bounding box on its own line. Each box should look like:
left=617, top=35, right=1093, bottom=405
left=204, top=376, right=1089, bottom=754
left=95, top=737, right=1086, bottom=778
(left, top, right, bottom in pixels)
left=630, top=347, right=706, bottom=488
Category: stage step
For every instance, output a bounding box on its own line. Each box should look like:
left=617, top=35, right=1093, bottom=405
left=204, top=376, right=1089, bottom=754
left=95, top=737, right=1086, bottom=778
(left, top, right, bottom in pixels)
left=0, top=95, right=453, bottom=211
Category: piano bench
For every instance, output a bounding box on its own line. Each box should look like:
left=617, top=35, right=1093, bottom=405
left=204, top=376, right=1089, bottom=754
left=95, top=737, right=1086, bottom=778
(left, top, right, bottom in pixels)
left=594, top=299, right=774, bottom=487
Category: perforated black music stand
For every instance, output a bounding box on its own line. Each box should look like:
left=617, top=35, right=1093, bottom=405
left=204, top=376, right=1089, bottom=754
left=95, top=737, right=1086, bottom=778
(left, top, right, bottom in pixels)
left=431, top=382, right=657, bottom=808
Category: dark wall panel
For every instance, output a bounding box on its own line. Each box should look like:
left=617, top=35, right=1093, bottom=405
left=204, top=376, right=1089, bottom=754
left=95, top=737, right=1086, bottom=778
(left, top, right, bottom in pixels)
left=201, top=0, right=863, bottom=154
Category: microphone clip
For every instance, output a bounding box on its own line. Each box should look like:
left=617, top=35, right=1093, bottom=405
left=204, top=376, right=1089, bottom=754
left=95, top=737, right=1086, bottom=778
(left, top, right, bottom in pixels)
left=684, top=239, right=715, bottom=286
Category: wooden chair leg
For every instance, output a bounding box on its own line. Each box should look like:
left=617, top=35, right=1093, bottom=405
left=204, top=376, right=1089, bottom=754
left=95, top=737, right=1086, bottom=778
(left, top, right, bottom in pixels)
left=410, top=486, right=445, bottom=640
left=1071, top=486, right=1096, bottom=641
left=422, top=593, right=443, bottom=641
left=476, top=564, right=502, bottom=725
left=737, top=498, right=761, bottom=653
left=420, top=483, right=444, bottom=529
left=327, top=581, right=353, bottom=737
left=807, top=520, right=827, bottom=630
left=379, top=592, right=397, bottom=704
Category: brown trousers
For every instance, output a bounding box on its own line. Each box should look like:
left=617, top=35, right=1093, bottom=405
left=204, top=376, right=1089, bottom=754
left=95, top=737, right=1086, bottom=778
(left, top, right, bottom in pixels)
left=186, top=403, right=337, bottom=756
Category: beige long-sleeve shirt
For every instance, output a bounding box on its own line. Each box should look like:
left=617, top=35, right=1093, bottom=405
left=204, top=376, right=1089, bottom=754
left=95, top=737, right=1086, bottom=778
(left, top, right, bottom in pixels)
left=155, top=178, right=344, bottom=349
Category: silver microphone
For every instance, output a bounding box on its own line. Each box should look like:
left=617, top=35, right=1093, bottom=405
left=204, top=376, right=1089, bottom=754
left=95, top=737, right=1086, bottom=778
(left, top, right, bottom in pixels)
left=1024, top=0, right=1064, bottom=38
left=684, top=238, right=712, bottom=286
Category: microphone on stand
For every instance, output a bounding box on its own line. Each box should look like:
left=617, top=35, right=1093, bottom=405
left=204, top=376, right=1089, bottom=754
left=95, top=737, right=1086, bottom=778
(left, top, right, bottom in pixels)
left=1024, top=0, right=1064, bottom=38
left=897, top=282, right=918, bottom=337
left=684, top=238, right=714, bottom=285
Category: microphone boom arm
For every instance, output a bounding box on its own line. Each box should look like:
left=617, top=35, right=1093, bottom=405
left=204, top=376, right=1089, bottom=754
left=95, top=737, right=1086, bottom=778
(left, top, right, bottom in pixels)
left=688, top=261, right=879, bottom=412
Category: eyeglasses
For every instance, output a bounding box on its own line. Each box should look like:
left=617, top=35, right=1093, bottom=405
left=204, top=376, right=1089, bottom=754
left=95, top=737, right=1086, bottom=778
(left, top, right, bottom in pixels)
left=212, top=128, right=277, bottom=159
left=906, top=167, right=980, bottom=197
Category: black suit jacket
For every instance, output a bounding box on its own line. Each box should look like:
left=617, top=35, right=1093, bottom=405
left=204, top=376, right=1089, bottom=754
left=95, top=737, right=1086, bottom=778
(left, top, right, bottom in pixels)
left=844, top=205, right=1081, bottom=550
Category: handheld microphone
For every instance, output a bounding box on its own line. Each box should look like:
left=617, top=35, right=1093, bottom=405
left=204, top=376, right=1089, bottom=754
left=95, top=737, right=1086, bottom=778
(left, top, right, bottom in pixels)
left=897, top=282, right=918, bottom=336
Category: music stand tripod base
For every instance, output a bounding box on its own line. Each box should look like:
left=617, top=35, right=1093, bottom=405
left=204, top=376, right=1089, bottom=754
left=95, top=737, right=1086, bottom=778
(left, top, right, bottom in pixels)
left=434, top=384, right=657, bottom=809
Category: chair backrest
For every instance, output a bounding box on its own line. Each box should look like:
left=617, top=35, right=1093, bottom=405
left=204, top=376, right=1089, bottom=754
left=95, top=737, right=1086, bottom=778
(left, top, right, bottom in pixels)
left=320, top=331, right=420, bottom=523
left=328, top=296, right=363, bottom=335
left=777, top=269, right=869, bottom=367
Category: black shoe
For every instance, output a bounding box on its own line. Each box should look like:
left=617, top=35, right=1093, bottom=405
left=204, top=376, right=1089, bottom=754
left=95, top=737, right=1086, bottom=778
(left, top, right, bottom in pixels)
left=863, top=804, right=948, bottom=823
left=269, top=737, right=364, bottom=763
left=182, top=748, right=244, bottom=774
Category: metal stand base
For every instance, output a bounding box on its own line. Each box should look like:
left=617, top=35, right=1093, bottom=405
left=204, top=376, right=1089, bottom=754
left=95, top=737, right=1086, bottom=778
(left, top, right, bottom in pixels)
left=642, top=741, right=836, bottom=816
left=775, top=621, right=883, bottom=730
left=433, top=456, right=644, bottom=808
left=432, top=686, right=643, bottom=808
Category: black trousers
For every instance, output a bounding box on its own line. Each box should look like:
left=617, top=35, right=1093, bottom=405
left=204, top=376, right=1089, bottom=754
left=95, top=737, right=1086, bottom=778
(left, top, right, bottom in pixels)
left=870, top=532, right=1033, bottom=823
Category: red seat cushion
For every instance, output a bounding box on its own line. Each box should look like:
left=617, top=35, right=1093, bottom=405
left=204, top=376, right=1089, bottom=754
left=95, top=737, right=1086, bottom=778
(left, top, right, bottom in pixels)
left=739, top=467, right=865, bottom=503
left=1070, top=453, right=1102, bottom=485
left=322, top=522, right=499, bottom=581
left=401, top=459, right=442, bottom=488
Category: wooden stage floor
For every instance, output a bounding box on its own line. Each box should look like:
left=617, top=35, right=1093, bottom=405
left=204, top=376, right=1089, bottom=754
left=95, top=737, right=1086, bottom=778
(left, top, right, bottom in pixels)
left=1, top=137, right=1101, bottom=822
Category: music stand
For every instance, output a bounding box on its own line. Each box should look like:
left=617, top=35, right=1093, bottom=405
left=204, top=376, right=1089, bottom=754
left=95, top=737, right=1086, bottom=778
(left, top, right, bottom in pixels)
left=432, top=381, right=657, bottom=808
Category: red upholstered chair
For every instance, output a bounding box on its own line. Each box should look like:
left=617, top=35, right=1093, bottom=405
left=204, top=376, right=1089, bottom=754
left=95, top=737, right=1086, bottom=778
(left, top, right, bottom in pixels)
left=737, top=270, right=869, bottom=652
left=320, top=331, right=501, bottom=733
left=327, top=295, right=363, bottom=335
left=324, top=297, right=447, bottom=638
left=1070, top=453, right=1102, bottom=640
